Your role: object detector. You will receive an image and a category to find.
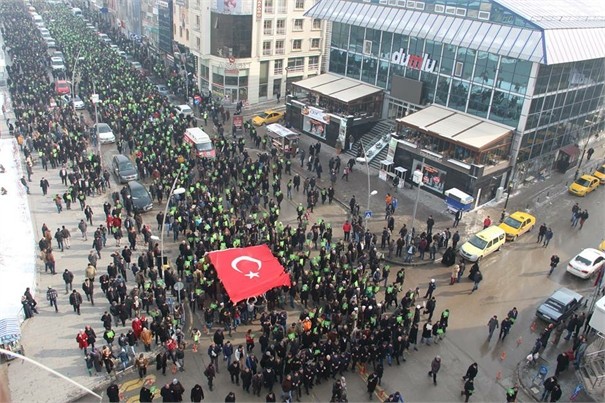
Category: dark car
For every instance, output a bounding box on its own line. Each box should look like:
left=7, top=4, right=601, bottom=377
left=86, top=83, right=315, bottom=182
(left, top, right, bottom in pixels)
left=112, top=154, right=138, bottom=183
left=536, top=287, right=584, bottom=324
left=125, top=181, right=153, bottom=213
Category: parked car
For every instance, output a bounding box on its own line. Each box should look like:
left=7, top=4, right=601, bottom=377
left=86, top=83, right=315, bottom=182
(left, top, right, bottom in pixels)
left=566, top=248, right=605, bottom=279
left=125, top=181, right=153, bottom=213
left=112, top=154, right=139, bottom=183
left=252, top=110, right=284, bottom=126
left=592, top=164, right=605, bottom=184
left=568, top=174, right=600, bottom=196
left=54, top=80, right=70, bottom=95
left=498, top=211, right=536, bottom=241
left=173, top=104, right=193, bottom=117
left=93, top=123, right=116, bottom=144
left=155, top=84, right=170, bottom=97
left=50, top=56, right=65, bottom=71
left=60, top=94, right=85, bottom=110
left=536, top=287, right=584, bottom=324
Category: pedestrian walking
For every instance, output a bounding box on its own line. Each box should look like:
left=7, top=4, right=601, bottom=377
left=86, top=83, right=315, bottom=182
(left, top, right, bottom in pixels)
left=79, top=219, right=88, bottom=240
left=471, top=269, right=483, bottom=293
left=63, top=269, right=74, bottom=294
left=204, top=363, right=216, bottom=391
left=39, top=177, right=49, bottom=195
left=506, top=385, right=519, bottom=402
left=367, top=372, right=379, bottom=399
left=537, top=223, right=547, bottom=243
left=69, top=289, right=83, bottom=315
left=190, top=384, right=205, bottom=402
left=461, top=378, right=474, bottom=402
left=462, top=362, right=478, bottom=381
left=543, top=227, right=553, bottom=247
left=135, top=353, right=148, bottom=379
left=427, top=356, right=441, bottom=385
left=487, top=315, right=499, bottom=341
left=579, top=209, right=589, bottom=230
left=548, top=255, right=560, bottom=275
left=46, top=286, right=58, bottom=312
left=541, top=376, right=557, bottom=401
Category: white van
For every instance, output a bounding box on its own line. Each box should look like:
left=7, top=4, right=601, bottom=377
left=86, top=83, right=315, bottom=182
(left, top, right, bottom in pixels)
left=183, top=128, right=215, bottom=158
left=72, top=8, right=83, bottom=17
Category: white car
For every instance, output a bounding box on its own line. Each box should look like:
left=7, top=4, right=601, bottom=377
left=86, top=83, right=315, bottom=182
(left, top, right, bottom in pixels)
left=94, top=123, right=116, bottom=144
left=174, top=104, right=193, bottom=116
left=45, top=38, right=56, bottom=48
left=566, top=248, right=605, bottom=279
left=50, top=56, right=65, bottom=71
left=62, top=95, right=85, bottom=110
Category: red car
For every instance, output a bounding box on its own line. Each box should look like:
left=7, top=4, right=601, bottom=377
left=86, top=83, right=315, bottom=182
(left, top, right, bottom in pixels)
left=55, top=80, right=70, bottom=95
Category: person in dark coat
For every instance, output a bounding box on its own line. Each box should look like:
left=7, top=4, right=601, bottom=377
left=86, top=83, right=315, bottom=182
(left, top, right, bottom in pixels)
left=225, top=391, right=236, bottom=402
left=160, top=383, right=174, bottom=402
left=170, top=379, right=185, bottom=402
left=463, top=362, right=478, bottom=381
left=367, top=372, right=379, bottom=400
left=461, top=379, right=474, bottom=402
left=555, top=352, right=569, bottom=376
left=541, top=376, right=557, bottom=402
left=107, top=383, right=120, bottom=402
left=191, top=384, right=205, bottom=402
left=550, top=383, right=563, bottom=402
left=140, top=386, right=153, bottom=402
left=157, top=351, right=168, bottom=375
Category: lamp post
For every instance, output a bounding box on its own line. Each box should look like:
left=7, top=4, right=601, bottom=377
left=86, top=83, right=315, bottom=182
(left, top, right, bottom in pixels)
left=70, top=48, right=82, bottom=98
left=159, top=156, right=186, bottom=273
left=574, top=119, right=595, bottom=180
left=410, top=157, right=426, bottom=233
left=91, top=82, right=100, bottom=166
left=355, top=142, right=377, bottom=229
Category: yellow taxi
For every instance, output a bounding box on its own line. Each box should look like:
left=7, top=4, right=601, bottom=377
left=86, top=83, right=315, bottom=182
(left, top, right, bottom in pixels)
left=498, top=211, right=536, bottom=241
left=459, top=226, right=506, bottom=262
left=599, top=239, right=605, bottom=252
left=592, top=164, right=605, bottom=184
left=252, top=110, right=284, bottom=126
left=568, top=174, right=600, bottom=196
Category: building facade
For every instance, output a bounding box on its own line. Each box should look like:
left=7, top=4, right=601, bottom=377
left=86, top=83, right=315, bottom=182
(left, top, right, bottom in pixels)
left=306, top=0, right=605, bottom=181
left=185, top=0, right=326, bottom=104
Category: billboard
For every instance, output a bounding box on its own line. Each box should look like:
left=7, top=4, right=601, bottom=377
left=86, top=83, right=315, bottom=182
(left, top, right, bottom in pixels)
left=302, top=106, right=331, bottom=139
left=413, top=159, right=447, bottom=193
left=212, top=0, right=254, bottom=15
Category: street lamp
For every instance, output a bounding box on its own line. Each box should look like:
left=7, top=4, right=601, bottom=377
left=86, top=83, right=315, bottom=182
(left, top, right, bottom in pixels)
left=410, top=157, right=426, bottom=234
left=355, top=142, right=377, bottom=229
left=574, top=119, right=596, bottom=180
left=159, top=156, right=186, bottom=275
left=90, top=82, right=100, bottom=166
left=70, top=48, right=82, bottom=98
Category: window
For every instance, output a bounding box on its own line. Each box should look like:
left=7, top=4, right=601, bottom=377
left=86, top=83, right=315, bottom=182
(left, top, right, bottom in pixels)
left=276, top=19, right=286, bottom=35
left=292, top=39, right=302, bottom=51
left=445, top=6, right=456, bottom=15
left=264, top=0, right=273, bottom=14
left=456, top=8, right=467, bottom=17
left=312, top=19, right=321, bottom=30
left=195, top=15, right=200, bottom=29
left=274, top=59, right=283, bottom=75
left=287, top=57, right=305, bottom=72
left=311, top=38, right=321, bottom=49
left=435, top=4, right=444, bottom=13
left=308, top=56, right=319, bottom=70
left=263, top=20, right=273, bottom=35
left=293, top=19, right=304, bottom=31
left=295, top=0, right=305, bottom=9
left=454, top=62, right=463, bottom=77
left=263, top=41, right=272, bottom=56
left=478, top=11, right=490, bottom=20
left=277, top=0, right=287, bottom=13
left=196, top=37, right=201, bottom=50
left=275, top=40, right=285, bottom=55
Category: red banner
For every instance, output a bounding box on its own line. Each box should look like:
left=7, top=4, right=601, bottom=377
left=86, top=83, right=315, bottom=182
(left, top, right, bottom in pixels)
left=207, top=245, right=291, bottom=303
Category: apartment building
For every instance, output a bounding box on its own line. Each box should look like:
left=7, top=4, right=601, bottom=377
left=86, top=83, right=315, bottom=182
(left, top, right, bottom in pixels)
left=186, top=0, right=326, bottom=104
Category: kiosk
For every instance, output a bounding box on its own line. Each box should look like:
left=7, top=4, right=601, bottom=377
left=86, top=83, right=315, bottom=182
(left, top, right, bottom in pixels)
left=266, top=124, right=300, bottom=155
left=394, top=166, right=407, bottom=189
left=444, top=188, right=474, bottom=213
left=379, top=160, right=394, bottom=182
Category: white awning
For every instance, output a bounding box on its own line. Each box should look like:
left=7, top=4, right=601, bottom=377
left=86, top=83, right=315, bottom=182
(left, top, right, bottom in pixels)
left=266, top=123, right=298, bottom=138
left=293, top=73, right=382, bottom=104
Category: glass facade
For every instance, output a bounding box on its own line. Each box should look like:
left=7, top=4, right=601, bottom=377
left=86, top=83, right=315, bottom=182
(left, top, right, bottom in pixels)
left=329, top=21, right=529, bottom=129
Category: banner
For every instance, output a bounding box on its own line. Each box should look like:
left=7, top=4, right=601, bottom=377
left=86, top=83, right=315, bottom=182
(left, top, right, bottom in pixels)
left=206, top=245, right=291, bottom=303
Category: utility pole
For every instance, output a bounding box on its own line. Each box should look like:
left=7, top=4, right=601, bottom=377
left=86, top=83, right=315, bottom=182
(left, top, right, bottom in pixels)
left=410, top=157, right=426, bottom=233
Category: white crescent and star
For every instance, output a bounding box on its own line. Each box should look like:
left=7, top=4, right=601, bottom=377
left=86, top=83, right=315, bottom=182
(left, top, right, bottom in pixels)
left=231, top=255, right=262, bottom=279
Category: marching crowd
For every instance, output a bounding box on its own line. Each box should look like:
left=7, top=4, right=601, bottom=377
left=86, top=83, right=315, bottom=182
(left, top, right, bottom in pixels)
left=0, top=1, right=490, bottom=402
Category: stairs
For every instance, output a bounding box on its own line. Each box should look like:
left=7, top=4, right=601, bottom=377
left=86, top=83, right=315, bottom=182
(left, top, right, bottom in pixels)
left=345, top=120, right=396, bottom=170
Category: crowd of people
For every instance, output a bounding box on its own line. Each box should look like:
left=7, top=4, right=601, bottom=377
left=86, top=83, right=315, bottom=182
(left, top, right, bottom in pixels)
left=0, top=1, right=478, bottom=402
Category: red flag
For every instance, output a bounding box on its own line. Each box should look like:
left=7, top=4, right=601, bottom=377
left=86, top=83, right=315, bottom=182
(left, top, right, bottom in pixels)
left=207, top=245, right=291, bottom=303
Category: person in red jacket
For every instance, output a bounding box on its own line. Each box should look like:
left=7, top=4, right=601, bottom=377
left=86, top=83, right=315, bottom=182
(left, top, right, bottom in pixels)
left=342, top=220, right=352, bottom=241
left=483, top=216, right=492, bottom=229
left=76, top=330, right=89, bottom=355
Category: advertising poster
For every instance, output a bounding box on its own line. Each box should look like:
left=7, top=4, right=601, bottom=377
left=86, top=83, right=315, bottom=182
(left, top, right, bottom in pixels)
left=413, top=159, right=447, bottom=193
left=302, top=106, right=330, bottom=139
left=213, top=0, right=253, bottom=14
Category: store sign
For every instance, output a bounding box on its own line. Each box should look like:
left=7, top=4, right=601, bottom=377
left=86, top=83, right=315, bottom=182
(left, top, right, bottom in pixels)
left=218, top=57, right=251, bottom=73
left=301, top=106, right=331, bottom=125
left=413, top=159, right=446, bottom=193
left=391, top=50, right=437, bottom=73
left=256, top=0, right=262, bottom=19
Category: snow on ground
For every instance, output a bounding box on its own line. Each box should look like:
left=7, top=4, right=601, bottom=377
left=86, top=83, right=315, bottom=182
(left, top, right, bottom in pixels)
left=0, top=138, right=36, bottom=321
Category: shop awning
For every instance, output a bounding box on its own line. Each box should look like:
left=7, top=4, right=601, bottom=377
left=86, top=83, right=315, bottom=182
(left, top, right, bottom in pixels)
left=266, top=123, right=298, bottom=138
left=293, top=73, right=383, bottom=104
left=398, top=105, right=513, bottom=151
left=559, top=144, right=581, bottom=157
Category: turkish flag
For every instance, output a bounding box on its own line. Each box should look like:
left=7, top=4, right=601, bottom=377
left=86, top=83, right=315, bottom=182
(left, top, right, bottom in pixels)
left=207, top=245, right=292, bottom=303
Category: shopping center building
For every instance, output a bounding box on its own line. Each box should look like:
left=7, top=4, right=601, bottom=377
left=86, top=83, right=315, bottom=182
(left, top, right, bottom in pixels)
left=304, top=0, right=605, bottom=200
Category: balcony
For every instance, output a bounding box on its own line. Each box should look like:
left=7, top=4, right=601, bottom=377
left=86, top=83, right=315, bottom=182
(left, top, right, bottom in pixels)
left=264, top=28, right=273, bottom=35
left=286, top=65, right=305, bottom=73
left=308, top=63, right=319, bottom=71
left=275, top=48, right=285, bottom=55
left=276, top=28, right=286, bottom=35
left=264, top=6, right=274, bottom=14
left=263, top=48, right=273, bottom=56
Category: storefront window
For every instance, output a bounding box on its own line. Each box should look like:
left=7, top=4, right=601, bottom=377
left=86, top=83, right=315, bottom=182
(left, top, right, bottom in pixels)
left=424, top=40, right=443, bottom=68
left=361, top=57, right=377, bottom=85
left=435, top=76, right=450, bottom=106
left=467, top=84, right=491, bottom=118
left=346, top=54, right=362, bottom=80
left=440, top=44, right=456, bottom=75
left=456, top=47, right=475, bottom=81
left=377, top=61, right=389, bottom=89
left=449, top=79, right=469, bottom=111
left=422, top=72, right=437, bottom=105
left=225, top=75, right=238, bottom=86
left=213, top=72, right=223, bottom=85
left=349, top=26, right=364, bottom=54
left=331, top=22, right=349, bottom=49
left=365, top=29, right=381, bottom=57
left=391, top=34, right=409, bottom=54
left=379, top=32, right=393, bottom=60
left=490, top=90, right=522, bottom=127
left=498, top=57, right=530, bottom=94
left=473, top=51, right=497, bottom=86
left=330, top=49, right=347, bottom=75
